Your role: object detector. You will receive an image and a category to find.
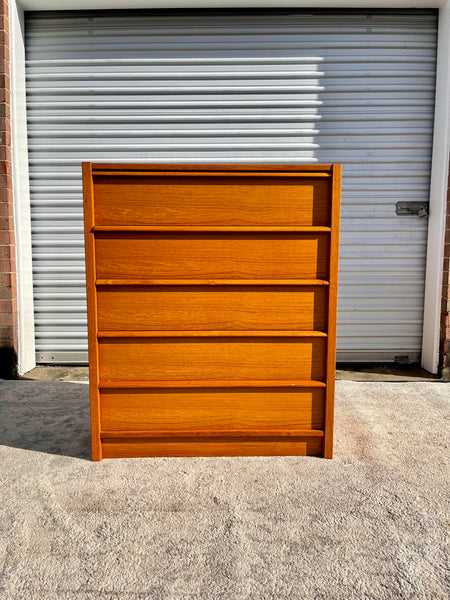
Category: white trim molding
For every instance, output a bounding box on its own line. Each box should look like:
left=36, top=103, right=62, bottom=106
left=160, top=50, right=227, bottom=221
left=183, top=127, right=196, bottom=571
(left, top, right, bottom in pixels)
left=11, top=0, right=35, bottom=374
left=11, top=0, right=450, bottom=373
left=15, top=1, right=449, bottom=10
left=422, top=1, right=450, bottom=373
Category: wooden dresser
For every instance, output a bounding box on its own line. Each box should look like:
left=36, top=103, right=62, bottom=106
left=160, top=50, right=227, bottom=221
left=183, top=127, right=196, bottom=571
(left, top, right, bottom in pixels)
left=82, top=163, right=341, bottom=460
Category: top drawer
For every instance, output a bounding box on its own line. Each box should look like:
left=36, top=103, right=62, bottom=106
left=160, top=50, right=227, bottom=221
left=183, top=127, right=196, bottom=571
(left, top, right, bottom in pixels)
left=92, top=174, right=331, bottom=227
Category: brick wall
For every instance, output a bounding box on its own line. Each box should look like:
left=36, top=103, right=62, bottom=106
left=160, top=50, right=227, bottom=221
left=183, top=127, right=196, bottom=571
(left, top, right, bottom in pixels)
left=440, top=165, right=450, bottom=379
left=0, top=0, right=16, bottom=378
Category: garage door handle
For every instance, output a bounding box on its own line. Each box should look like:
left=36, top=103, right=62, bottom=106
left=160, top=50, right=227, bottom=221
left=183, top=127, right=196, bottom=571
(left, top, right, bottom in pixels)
left=396, top=201, right=429, bottom=218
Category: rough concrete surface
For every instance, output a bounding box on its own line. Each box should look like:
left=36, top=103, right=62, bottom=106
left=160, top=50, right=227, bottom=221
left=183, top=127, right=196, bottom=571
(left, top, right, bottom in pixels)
left=0, top=379, right=448, bottom=600
left=23, top=363, right=440, bottom=383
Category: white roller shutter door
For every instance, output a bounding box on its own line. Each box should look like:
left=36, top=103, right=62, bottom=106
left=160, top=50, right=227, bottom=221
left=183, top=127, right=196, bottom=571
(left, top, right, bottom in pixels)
left=25, top=9, right=437, bottom=363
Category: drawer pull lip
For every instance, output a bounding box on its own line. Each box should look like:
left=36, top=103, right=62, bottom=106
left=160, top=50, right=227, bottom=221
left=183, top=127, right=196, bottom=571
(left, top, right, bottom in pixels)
left=92, top=171, right=331, bottom=178
left=97, top=330, right=327, bottom=338
left=93, top=225, right=332, bottom=232
left=100, top=429, right=325, bottom=439
left=96, top=278, right=330, bottom=286
left=99, top=380, right=327, bottom=389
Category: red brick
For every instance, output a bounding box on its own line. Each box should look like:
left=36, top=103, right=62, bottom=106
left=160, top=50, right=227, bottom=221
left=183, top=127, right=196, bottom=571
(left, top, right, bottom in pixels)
left=0, top=257, right=15, bottom=273
left=0, top=271, right=12, bottom=287
left=9, top=307, right=17, bottom=326
left=0, top=130, right=10, bottom=146
left=0, top=215, right=11, bottom=231
left=0, top=187, right=12, bottom=203
left=0, top=299, right=14, bottom=313
left=0, top=0, right=9, bottom=19
left=0, top=103, right=10, bottom=119
left=0, top=229, right=13, bottom=244
left=0, top=89, right=11, bottom=104
left=0, top=312, right=16, bottom=327
left=0, top=325, right=17, bottom=339
left=0, top=174, right=13, bottom=189
left=444, top=257, right=450, bottom=273
left=1, top=113, right=9, bottom=132
left=0, top=45, right=10, bottom=63
left=0, top=31, right=10, bottom=49
left=0, top=244, right=13, bottom=258
left=0, top=146, right=11, bottom=161
left=0, top=202, right=13, bottom=219
left=0, top=74, right=10, bottom=89
left=0, top=282, right=14, bottom=298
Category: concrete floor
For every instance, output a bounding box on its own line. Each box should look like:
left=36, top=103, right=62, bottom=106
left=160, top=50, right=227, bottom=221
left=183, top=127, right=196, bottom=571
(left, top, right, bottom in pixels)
left=0, top=378, right=448, bottom=599
left=22, top=363, right=441, bottom=383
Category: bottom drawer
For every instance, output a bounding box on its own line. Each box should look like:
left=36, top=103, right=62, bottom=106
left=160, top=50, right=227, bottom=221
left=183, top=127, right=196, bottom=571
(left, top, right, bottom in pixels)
left=100, top=387, right=325, bottom=432
left=101, top=436, right=323, bottom=458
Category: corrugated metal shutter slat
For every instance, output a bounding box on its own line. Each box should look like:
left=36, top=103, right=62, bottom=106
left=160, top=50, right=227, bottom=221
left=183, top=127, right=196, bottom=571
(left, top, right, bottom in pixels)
left=25, top=9, right=437, bottom=363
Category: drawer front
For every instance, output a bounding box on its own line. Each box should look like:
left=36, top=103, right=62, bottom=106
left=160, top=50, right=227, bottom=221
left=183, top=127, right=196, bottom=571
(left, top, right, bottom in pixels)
left=102, top=437, right=324, bottom=458
left=97, top=285, right=328, bottom=331
left=93, top=175, right=331, bottom=227
left=100, top=387, right=325, bottom=432
left=98, top=337, right=326, bottom=382
left=95, top=233, right=330, bottom=280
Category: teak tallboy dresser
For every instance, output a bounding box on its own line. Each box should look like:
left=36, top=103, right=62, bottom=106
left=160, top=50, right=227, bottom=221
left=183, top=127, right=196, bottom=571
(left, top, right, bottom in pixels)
left=82, top=163, right=341, bottom=460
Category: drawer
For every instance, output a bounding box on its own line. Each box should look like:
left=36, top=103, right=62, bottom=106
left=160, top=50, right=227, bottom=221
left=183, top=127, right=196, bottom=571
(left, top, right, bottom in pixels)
left=101, top=436, right=324, bottom=458
left=100, top=387, right=325, bottom=432
left=95, top=233, right=330, bottom=280
left=93, top=174, right=331, bottom=227
left=98, top=336, right=326, bottom=382
left=97, top=285, right=328, bottom=331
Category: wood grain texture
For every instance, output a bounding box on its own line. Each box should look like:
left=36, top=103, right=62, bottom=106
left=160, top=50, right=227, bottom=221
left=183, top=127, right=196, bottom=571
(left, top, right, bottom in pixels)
left=96, top=279, right=330, bottom=286
left=100, top=387, right=325, bottom=432
left=82, top=163, right=102, bottom=461
left=97, top=285, right=328, bottom=331
left=82, top=162, right=340, bottom=460
left=324, top=163, right=342, bottom=459
left=92, top=163, right=332, bottom=172
left=101, top=437, right=324, bottom=458
left=99, top=380, right=327, bottom=388
left=93, top=226, right=332, bottom=232
left=98, top=337, right=326, bottom=382
left=93, top=171, right=331, bottom=178
left=93, top=175, right=331, bottom=227
left=98, top=331, right=327, bottom=338
left=101, top=430, right=325, bottom=438
left=95, top=233, right=330, bottom=280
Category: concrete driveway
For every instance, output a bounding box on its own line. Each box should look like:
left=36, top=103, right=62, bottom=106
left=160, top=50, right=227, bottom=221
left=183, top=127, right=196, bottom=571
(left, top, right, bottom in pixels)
left=0, top=379, right=448, bottom=599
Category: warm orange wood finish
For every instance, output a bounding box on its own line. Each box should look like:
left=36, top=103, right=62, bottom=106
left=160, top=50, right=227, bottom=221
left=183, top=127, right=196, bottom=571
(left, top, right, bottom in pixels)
left=100, top=388, right=325, bottom=432
left=82, top=163, right=341, bottom=460
left=99, top=380, right=327, bottom=389
left=95, top=233, right=329, bottom=280
left=101, top=437, right=324, bottom=458
left=96, top=279, right=330, bottom=286
left=98, top=337, right=326, bottom=382
left=93, top=175, right=331, bottom=227
left=82, top=164, right=102, bottom=461
left=97, top=285, right=328, bottom=331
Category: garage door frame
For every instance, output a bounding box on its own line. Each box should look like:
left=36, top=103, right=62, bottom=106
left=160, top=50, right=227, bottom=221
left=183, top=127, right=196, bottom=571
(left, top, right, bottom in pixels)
left=10, top=0, right=450, bottom=374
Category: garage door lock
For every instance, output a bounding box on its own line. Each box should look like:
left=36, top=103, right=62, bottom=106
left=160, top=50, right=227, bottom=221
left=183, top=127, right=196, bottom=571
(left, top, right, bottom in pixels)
left=396, top=201, right=429, bottom=218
